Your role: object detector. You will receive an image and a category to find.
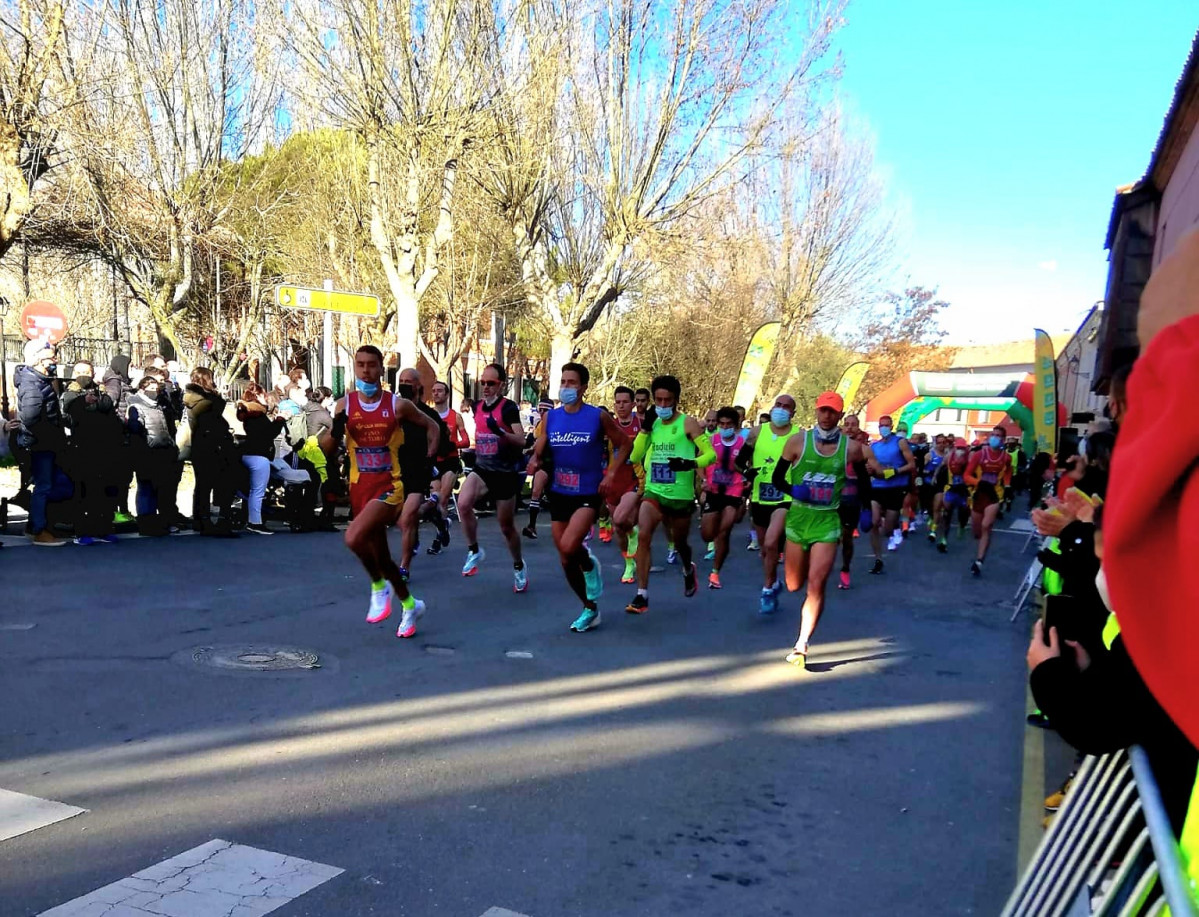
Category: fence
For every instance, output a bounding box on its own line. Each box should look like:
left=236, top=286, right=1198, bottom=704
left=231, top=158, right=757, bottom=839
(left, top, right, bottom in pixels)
left=2, top=335, right=157, bottom=370
left=1001, top=747, right=1196, bottom=916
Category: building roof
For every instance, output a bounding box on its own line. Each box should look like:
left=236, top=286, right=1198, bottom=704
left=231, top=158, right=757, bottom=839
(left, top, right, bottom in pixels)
left=1144, top=29, right=1199, bottom=191
left=948, top=335, right=1073, bottom=370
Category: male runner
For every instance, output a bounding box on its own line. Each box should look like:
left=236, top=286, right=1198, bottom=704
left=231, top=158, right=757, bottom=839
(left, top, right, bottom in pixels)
left=935, top=437, right=972, bottom=552
left=964, top=425, right=1013, bottom=576
left=625, top=375, right=717, bottom=614
left=699, top=407, right=748, bottom=589
left=735, top=393, right=798, bottom=613
left=607, top=385, right=644, bottom=583
left=921, top=433, right=949, bottom=543
left=336, top=346, right=440, bottom=638
left=835, top=413, right=873, bottom=589
left=426, top=379, right=470, bottom=554
left=868, top=414, right=915, bottom=574
left=457, top=363, right=529, bottom=591
left=528, top=363, right=631, bottom=632
left=702, top=409, right=719, bottom=435
left=773, top=391, right=872, bottom=668
left=394, top=367, right=450, bottom=577
left=522, top=399, right=554, bottom=539
left=634, top=388, right=651, bottom=415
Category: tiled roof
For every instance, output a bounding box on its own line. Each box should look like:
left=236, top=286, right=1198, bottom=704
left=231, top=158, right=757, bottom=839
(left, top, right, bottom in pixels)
left=1145, top=29, right=1199, bottom=190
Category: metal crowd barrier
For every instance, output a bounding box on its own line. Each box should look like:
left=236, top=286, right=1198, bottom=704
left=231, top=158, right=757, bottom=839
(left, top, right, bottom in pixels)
left=1001, top=748, right=1196, bottom=916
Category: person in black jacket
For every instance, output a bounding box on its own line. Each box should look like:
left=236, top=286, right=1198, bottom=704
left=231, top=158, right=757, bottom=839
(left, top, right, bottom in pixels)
left=101, top=353, right=135, bottom=520
left=236, top=384, right=284, bottom=535
left=143, top=365, right=185, bottom=526
left=395, top=367, right=450, bottom=574
left=126, top=375, right=180, bottom=534
left=62, top=360, right=123, bottom=544
left=16, top=341, right=72, bottom=546
left=183, top=367, right=238, bottom=536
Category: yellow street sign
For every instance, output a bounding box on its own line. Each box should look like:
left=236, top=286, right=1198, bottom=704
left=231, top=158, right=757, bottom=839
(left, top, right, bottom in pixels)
left=275, top=285, right=380, bottom=317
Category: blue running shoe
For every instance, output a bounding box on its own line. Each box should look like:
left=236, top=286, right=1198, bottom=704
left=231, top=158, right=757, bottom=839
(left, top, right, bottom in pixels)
left=570, top=608, right=601, bottom=632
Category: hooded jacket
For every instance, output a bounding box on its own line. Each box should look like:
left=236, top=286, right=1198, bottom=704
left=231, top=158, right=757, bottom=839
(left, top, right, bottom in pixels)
left=15, top=364, right=64, bottom=452
left=63, top=378, right=123, bottom=453
left=101, top=355, right=134, bottom=421
left=127, top=389, right=176, bottom=451
left=183, top=383, right=233, bottom=459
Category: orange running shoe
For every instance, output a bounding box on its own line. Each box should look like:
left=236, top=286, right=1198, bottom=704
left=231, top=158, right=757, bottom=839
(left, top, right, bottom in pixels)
left=708, top=571, right=722, bottom=590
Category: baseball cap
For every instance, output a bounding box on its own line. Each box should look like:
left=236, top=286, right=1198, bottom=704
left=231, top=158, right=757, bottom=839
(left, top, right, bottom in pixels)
left=23, top=339, right=54, bottom=366
left=954, top=437, right=969, bottom=448
left=814, top=391, right=844, bottom=412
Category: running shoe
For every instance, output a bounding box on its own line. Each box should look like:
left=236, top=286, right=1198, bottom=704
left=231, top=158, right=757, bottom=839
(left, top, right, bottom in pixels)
left=598, top=524, right=612, bottom=544
left=427, top=538, right=443, bottom=555
left=366, top=583, right=393, bottom=623
left=113, top=511, right=133, bottom=525
left=570, top=608, right=601, bottom=632
left=747, top=532, right=759, bottom=551
left=837, top=570, right=850, bottom=590
left=522, top=526, right=538, bottom=539
left=513, top=565, right=529, bottom=593
left=667, top=548, right=679, bottom=565
left=936, top=539, right=948, bottom=554
left=970, top=560, right=982, bottom=577
left=886, top=534, right=899, bottom=552
left=785, top=646, right=807, bottom=669
left=582, top=549, right=603, bottom=600
left=870, top=557, right=884, bottom=575
left=246, top=523, right=273, bottom=535
left=462, top=547, right=485, bottom=576
left=704, top=542, right=715, bottom=561
left=100, top=534, right=120, bottom=545
left=927, top=530, right=936, bottom=544
left=626, top=594, right=649, bottom=615
left=708, top=571, right=722, bottom=590
left=396, top=598, right=426, bottom=638
left=73, top=536, right=97, bottom=546
left=683, top=563, right=698, bottom=597
left=621, top=557, right=636, bottom=584
left=759, top=588, right=777, bottom=615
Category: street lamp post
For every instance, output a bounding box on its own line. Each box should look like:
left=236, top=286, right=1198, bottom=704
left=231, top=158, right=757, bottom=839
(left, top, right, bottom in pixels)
left=0, top=296, right=10, bottom=417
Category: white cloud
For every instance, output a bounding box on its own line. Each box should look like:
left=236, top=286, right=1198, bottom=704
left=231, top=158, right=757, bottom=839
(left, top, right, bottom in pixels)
left=1038, top=259, right=1059, bottom=272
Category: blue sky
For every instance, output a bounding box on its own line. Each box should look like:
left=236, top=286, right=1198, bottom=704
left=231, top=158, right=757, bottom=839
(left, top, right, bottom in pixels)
left=835, top=0, right=1198, bottom=344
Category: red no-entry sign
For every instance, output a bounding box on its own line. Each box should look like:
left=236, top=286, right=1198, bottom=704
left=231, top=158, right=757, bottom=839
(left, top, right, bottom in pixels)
left=20, top=300, right=68, bottom=343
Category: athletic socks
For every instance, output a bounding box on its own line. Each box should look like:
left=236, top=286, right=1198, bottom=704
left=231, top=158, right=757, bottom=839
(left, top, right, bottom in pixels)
left=400, top=594, right=416, bottom=611
left=527, top=500, right=541, bottom=528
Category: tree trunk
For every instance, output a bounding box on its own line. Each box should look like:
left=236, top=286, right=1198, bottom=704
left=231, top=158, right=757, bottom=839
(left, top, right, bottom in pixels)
left=547, top=327, right=575, bottom=399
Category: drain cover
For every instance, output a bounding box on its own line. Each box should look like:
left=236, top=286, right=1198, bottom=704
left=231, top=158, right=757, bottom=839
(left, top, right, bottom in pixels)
left=186, top=645, right=322, bottom=672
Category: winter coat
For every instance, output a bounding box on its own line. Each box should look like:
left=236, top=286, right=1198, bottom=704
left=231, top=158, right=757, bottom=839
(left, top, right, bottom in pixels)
left=127, top=390, right=177, bottom=451
left=302, top=401, right=334, bottom=438
left=101, top=355, right=134, bottom=420
left=183, top=384, right=234, bottom=460
left=63, top=380, right=123, bottom=454
left=236, top=399, right=283, bottom=459
left=15, top=364, right=64, bottom=452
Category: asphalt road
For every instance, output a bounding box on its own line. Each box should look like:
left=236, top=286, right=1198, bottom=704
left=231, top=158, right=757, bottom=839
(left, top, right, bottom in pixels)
left=1, top=512, right=1034, bottom=916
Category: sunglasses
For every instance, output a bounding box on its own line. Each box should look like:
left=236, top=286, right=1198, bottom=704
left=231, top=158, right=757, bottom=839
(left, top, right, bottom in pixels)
left=481, top=380, right=501, bottom=387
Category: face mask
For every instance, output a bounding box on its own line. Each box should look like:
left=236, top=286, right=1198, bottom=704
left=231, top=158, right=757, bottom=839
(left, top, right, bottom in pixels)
left=397, top=383, right=416, bottom=400
left=559, top=387, right=579, bottom=405
left=897, top=430, right=907, bottom=438
left=814, top=426, right=841, bottom=444
left=355, top=378, right=379, bottom=396
left=655, top=405, right=673, bottom=420
left=719, top=428, right=737, bottom=444
left=44, top=362, right=58, bottom=376
left=879, top=426, right=892, bottom=438
left=1095, top=567, right=1111, bottom=612
left=770, top=408, right=791, bottom=427
left=74, top=375, right=93, bottom=388
left=144, top=387, right=160, bottom=399
left=988, top=436, right=1002, bottom=449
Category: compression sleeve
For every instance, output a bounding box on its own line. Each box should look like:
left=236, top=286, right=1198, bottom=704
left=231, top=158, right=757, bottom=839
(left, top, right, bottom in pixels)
left=332, top=411, right=347, bottom=442
left=772, top=456, right=793, bottom=495
left=693, top=431, right=717, bottom=469
left=630, top=431, right=650, bottom=467
left=734, top=439, right=754, bottom=473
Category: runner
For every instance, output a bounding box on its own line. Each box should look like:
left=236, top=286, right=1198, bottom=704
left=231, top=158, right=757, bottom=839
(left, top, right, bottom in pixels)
left=425, top=379, right=470, bottom=555
left=634, top=387, right=651, bottom=415
left=935, top=437, right=972, bottom=552
left=835, top=413, right=873, bottom=589
left=394, top=367, right=450, bottom=577
left=607, top=386, right=644, bottom=583
left=699, top=407, right=748, bottom=589
left=527, top=363, right=632, bottom=632
left=964, top=425, right=1013, bottom=576
left=624, top=375, right=716, bottom=615
left=867, top=414, right=914, bottom=573
left=522, top=399, right=554, bottom=539
left=457, top=363, right=530, bottom=591
left=735, top=394, right=798, bottom=613
left=335, top=346, right=440, bottom=638
left=921, top=433, right=949, bottom=544
left=773, top=391, right=872, bottom=668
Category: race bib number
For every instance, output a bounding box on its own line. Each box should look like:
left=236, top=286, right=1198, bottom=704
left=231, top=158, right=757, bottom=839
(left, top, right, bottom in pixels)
left=800, top=473, right=835, bottom=507
left=554, top=469, right=581, bottom=493
left=650, top=462, right=675, bottom=485
left=711, top=468, right=738, bottom=486
left=476, top=433, right=499, bottom=457
left=757, top=482, right=784, bottom=503
left=951, top=474, right=964, bottom=486
left=355, top=446, right=392, bottom=474
left=981, top=471, right=998, bottom=485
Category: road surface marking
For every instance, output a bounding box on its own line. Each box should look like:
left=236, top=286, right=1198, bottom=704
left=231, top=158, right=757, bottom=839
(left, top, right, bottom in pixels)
left=0, top=788, right=85, bottom=842
left=1017, top=682, right=1046, bottom=872
left=481, top=909, right=531, bottom=917
left=39, top=838, right=343, bottom=916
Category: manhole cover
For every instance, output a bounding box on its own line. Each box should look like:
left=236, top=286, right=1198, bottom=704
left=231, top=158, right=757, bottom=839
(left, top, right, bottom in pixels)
left=187, top=645, right=322, bottom=672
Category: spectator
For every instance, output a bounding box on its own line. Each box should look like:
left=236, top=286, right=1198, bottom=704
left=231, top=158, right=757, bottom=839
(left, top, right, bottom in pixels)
left=1075, top=430, right=1112, bottom=500
left=143, top=365, right=185, bottom=526
left=15, top=340, right=71, bottom=546
left=126, top=375, right=180, bottom=535
left=101, top=353, right=136, bottom=522
left=62, top=360, right=123, bottom=545
left=184, top=367, right=238, bottom=537
left=236, top=383, right=284, bottom=535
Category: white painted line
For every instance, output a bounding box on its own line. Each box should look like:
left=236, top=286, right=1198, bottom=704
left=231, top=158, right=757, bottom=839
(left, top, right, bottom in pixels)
left=480, top=908, right=532, bottom=917
left=0, top=788, right=86, bottom=842
left=39, top=838, right=343, bottom=916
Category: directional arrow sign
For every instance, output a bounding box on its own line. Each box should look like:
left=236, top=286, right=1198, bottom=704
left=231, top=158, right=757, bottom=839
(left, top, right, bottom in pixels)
left=275, top=285, right=380, bottom=317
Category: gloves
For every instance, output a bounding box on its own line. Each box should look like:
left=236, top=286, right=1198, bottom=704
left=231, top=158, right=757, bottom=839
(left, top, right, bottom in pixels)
left=883, top=468, right=895, bottom=480
left=486, top=415, right=503, bottom=436
left=641, top=410, right=656, bottom=433
left=667, top=457, right=696, bottom=471
left=791, top=483, right=811, bottom=502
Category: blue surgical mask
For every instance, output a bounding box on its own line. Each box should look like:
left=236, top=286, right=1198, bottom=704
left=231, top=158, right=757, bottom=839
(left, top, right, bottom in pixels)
left=559, top=387, right=578, bottom=405
left=770, top=407, right=791, bottom=427
left=655, top=405, right=673, bottom=420
left=879, top=425, right=892, bottom=438
left=720, top=428, right=737, bottom=444
left=355, top=378, right=379, bottom=396
left=988, top=435, right=1002, bottom=449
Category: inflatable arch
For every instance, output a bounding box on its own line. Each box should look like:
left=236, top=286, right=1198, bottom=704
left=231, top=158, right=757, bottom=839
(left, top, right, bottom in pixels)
left=863, top=371, right=1068, bottom=455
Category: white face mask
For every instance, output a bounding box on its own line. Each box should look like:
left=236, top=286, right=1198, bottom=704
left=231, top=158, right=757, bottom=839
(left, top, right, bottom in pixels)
left=1094, top=567, right=1111, bottom=613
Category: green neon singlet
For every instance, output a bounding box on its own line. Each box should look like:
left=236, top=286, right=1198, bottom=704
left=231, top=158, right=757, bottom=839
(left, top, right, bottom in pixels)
left=752, top=423, right=797, bottom=505
left=644, top=413, right=697, bottom=502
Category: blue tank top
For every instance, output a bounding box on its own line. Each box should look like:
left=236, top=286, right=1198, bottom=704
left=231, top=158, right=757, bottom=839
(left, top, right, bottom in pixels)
left=546, top=404, right=606, bottom=496
left=924, top=449, right=945, bottom=481
left=873, top=434, right=909, bottom=488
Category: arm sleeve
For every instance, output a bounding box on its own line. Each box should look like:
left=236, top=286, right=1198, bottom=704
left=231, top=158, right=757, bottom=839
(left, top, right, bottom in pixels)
left=734, top=439, right=754, bottom=473
left=693, top=431, right=717, bottom=469
left=630, top=431, right=650, bottom=467
left=772, top=456, right=793, bottom=495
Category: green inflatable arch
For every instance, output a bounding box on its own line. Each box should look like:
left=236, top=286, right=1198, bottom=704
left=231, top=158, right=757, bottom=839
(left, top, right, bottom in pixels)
left=897, top=397, right=1037, bottom=455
